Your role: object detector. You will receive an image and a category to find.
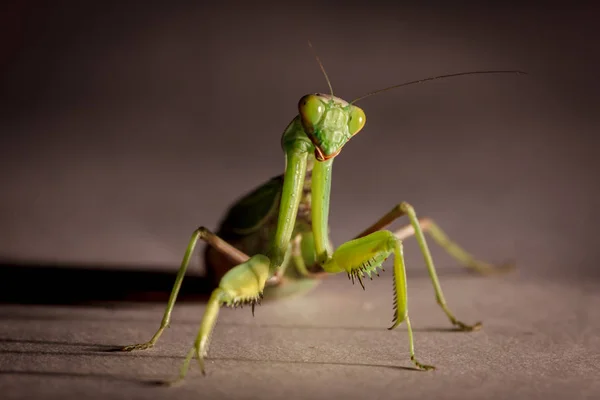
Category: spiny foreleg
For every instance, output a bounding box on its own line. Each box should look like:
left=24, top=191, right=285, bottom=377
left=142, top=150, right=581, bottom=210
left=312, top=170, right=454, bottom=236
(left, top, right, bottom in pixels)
left=354, top=202, right=500, bottom=331
left=322, top=230, right=435, bottom=370
left=171, top=254, right=270, bottom=383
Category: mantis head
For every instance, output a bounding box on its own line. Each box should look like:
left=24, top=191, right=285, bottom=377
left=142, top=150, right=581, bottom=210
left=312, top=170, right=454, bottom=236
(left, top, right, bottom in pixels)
left=298, top=93, right=366, bottom=161
left=300, top=41, right=525, bottom=162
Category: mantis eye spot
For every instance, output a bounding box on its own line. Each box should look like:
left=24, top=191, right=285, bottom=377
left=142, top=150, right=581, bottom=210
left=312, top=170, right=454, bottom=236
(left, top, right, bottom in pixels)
left=348, top=106, right=366, bottom=135
left=299, top=94, right=325, bottom=132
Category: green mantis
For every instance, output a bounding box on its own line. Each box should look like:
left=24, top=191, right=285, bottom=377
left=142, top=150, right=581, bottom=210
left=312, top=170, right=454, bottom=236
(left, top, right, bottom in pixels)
left=120, top=48, right=523, bottom=384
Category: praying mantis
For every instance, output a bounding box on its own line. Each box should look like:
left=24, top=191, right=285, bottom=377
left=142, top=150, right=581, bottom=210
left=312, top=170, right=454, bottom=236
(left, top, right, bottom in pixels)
left=120, top=47, right=524, bottom=384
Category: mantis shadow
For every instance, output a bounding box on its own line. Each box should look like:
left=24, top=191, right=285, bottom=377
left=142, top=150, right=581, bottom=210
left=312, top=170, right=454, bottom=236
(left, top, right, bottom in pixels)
left=0, top=350, right=421, bottom=387
left=0, top=314, right=468, bottom=334
left=0, top=260, right=212, bottom=306
left=0, top=259, right=473, bottom=306
left=204, top=356, right=422, bottom=372
left=0, top=370, right=166, bottom=385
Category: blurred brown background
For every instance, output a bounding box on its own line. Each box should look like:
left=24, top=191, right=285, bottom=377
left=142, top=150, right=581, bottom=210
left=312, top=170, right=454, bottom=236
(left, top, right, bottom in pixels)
left=1, top=2, right=598, bottom=281
left=0, top=2, right=599, bottom=399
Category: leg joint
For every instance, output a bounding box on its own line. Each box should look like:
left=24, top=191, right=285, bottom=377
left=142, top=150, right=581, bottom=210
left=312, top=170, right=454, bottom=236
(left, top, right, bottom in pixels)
left=388, top=233, right=403, bottom=248
left=392, top=201, right=414, bottom=214
left=399, top=202, right=413, bottom=213
left=196, top=226, right=211, bottom=238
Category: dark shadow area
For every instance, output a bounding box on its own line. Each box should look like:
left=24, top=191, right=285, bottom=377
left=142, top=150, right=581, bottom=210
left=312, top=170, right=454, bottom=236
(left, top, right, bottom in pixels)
left=0, top=260, right=213, bottom=305
left=0, top=259, right=479, bottom=306
left=0, top=324, right=467, bottom=356
left=0, top=348, right=424, bottom=372
left=209, top=357, right=423, bottom=372
left=0, top=370, right=165, bottom=385
left=0, top=348, right=180, bottom=359
left=0, top=355, right=421, bottom=386
left=0, top=338, right=117, bottom=350
left=0, top=309, right=473, bottom=336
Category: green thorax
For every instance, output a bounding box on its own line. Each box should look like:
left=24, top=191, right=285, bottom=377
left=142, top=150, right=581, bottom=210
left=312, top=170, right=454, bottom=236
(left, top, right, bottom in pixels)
left=204, top=121, right=317, bottom=285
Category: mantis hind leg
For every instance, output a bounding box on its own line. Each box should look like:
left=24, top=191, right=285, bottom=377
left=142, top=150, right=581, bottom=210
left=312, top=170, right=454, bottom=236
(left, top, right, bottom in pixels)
left=121, top=226, right=250, bottom=352
left=354, top=202, right=499, bottom=331
left=355, top=204, right=513, bottom=275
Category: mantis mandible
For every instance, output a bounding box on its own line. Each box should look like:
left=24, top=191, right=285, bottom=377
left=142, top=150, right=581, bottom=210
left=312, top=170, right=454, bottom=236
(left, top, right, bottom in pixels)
left=120, top=46, right=524, bottom=384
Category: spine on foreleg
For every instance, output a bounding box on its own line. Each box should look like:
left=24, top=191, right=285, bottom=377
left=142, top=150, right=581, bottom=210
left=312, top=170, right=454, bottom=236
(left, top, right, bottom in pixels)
left=323, top=230, right=396, bottom=289
left=219, top=254, right=270, bottom=304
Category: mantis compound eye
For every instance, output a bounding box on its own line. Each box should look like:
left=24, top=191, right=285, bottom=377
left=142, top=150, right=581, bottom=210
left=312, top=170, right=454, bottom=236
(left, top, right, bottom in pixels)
left=298, top=94, right=325, bottom=134
left=348, top=106, right=366, bottom=136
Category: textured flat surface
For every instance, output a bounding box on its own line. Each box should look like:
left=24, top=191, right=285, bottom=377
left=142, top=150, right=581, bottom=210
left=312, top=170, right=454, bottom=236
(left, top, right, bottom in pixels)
left=1, top=2, right=598, bottom=399
left=1, top=273, right=599, bottom=400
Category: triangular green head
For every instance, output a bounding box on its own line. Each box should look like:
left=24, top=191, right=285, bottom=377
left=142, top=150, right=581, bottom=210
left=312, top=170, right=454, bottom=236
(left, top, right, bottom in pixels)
left=298, top=93, right=366, bottom=161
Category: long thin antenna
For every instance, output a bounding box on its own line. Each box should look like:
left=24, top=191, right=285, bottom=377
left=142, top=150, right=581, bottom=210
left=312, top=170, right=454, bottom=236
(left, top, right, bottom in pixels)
left=350, top=70, right=527, bottom=104
left=308, top=41, right=334, bottom=97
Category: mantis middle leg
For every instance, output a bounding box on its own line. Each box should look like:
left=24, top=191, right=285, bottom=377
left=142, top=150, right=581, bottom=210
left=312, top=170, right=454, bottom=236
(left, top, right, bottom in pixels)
left=353, top=202, right=512, bottom=331
left=121, top=226, right=251, bottom=352
left=355, top=202, right=512, bottom=275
